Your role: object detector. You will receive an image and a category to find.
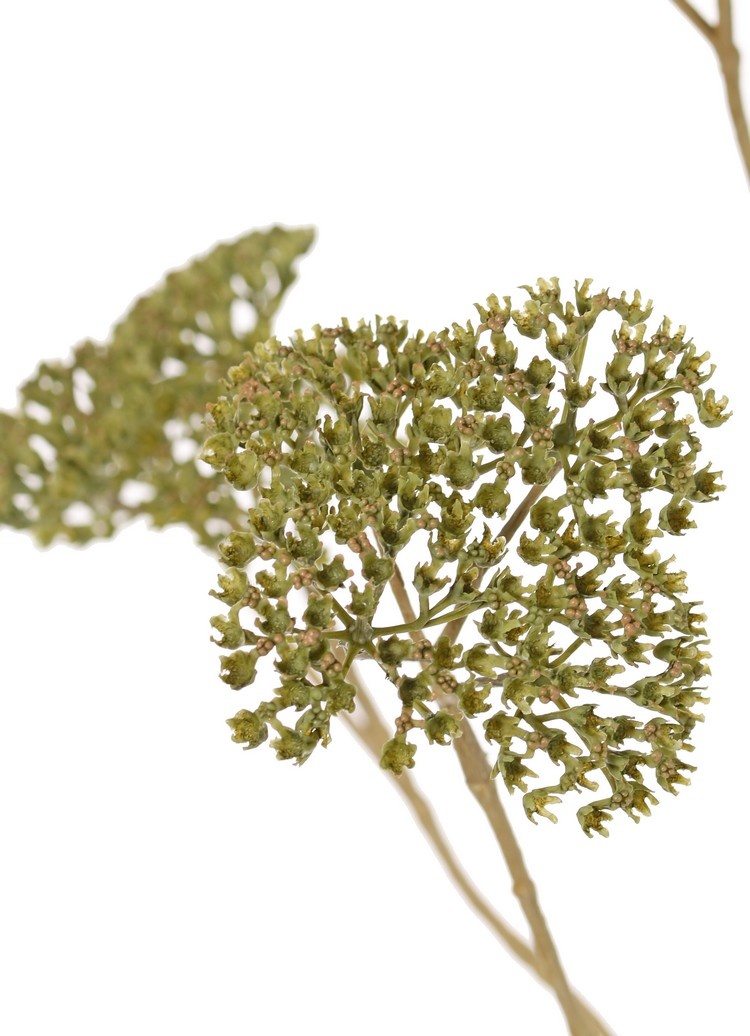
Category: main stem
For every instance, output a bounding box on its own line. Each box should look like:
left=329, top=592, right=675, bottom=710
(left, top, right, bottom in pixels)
left=386, top=471, right=604, bottom=1036
left=451, top=719, right=595, bottom=1036
left=339, top=673, right=612, bottom=1035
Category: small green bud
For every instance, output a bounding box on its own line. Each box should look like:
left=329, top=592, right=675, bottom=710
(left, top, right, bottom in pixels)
left=303, top=596, right=334, bottom=629
left=362, top=552, right=394, bottom=585
left=525, top=356, right=556, bottom=391
left=512, top=302, right=546, bottom=340
left=688, top=465, right=725, bottom=502
left=398, top=673, right=431, bottom=707
left=491, top=753, right=539, bottom=793
left=200, top=432, right=236, bottom=470
left=563, top=374, right=596, bottom=408
left=624, top=508, right=661, bottom=546
left=467, top=372, right=504, bottom=411
left=379, top=636, right=412, bottom=666
left=275, top=642, right=311, bottom=677
left=658, top=496, right=696, bottom=536
left=321, top=414, right=352, bottom=449
left=361, top=437, right=389, bottom=468
left=226, top=709, right=268, bottom=749
left=256, top=564, right=293, bottom=598
left=464, top=644, right=504, bottom=677
left=478, top=607, right=523, bottom=642
left=324, top=678, right=356, bottom=715
left=286, top=522, right=323, bottom=563
left=349, top=583, right=376, bottom=616
left=481, top=415, right=516, bottom=453
left=329, top=504, right=363, bottom=543
left=220, top=649, right=259, bottom=690
left=218, top=531, right=257, bottom=567
left=223, top=448, right=260, bottom=490
left=369, top=394, right=399, bottom=429
left=518, top=445, right=556, bottom=485
left=380, top=734, right=417, bottom=775
left=289, top=442, right=322, bottom=475
left=490, top=332, right=518, bottom=370
left=413, top=403, right=454, bottom=443
left=523, top=789, right=561, bottom=824
left=695, top=388, right=731, bottom=427
left=455, top=677, right=491, bottom=716
left=484, top=711, right=522, bottom=745
left=211, top=567, right=249, bottom=605
left=256, top=599, right=292, bottom=635
left=210, top=612, right=246, bottom=649
left=250, top=500, right=286, bottom=536
left=270, top=723, right=320, bottom=765
left=603, top=352, right=638, bottom=401
left=530, top=496, right=564, bottom=534
left=577, top=804, right=613, bottom=838
left=424, top=710, right=462, bottom=746
left=278, top=679, right=312, bottom=709
left=316, top=555, right=351, bottom=590
left=474, top=479, right=511, bottom=518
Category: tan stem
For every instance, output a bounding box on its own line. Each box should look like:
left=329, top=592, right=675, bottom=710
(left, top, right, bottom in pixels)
left=670, top=0, right=713, bottom=39
left=671, top=0, right=750, bottom=185
left=449, top=718, right=601, bottom=1036
left=340, top=670, right=612, bottom=1035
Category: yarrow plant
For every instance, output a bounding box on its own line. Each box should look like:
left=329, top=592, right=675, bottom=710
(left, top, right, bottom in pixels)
left=204, top=277, right=728, bottom=836
left=0, top=225, right=729, bottom=1036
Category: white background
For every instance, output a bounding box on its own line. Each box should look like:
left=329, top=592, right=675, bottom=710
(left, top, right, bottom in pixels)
left=1, top=2, right=747, bottom=1034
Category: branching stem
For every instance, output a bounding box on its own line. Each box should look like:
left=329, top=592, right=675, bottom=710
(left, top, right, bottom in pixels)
left=339, top=669, right=612, bottom=1035
left=670, top=0, right=750, bottom=185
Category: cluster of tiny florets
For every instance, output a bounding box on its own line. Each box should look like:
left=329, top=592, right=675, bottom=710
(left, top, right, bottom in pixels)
left=0, top=226, right=315, bottom=548
left=206, top=277, right=728, bottom=835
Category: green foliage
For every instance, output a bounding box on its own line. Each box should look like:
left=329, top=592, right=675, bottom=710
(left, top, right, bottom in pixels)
left=0, top=225, right=315, bottom=547
left=208, top=276, right=728, bottom=834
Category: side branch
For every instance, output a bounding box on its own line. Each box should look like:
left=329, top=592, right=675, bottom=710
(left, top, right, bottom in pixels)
left=670, top=0, right=715, bottom=41
left=441, top=461, right=563, bottom=646
left=671, top=0, right=750, bottom=185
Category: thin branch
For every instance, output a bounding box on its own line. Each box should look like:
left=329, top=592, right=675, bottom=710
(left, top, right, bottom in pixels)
left=716, top=0, right=750, bottom=184
left=671, top=0, right=750, bottom=185
left=440, top=461, right=564, bottom=646
left=389, top=557, right=421, bottom=626
left=670, top=0, right=715, bottom=42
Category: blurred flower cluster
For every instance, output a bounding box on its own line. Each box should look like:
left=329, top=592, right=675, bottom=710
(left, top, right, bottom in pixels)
left=0, top=226, right=314, bottom=546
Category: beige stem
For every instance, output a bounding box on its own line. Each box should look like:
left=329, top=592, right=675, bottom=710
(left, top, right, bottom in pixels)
left=671, top=0, right=750, bottom=185
left=340, top=672, right=612, bottom=1035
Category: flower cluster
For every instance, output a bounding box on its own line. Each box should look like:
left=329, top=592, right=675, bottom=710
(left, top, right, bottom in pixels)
left=208, top=278, right=728, bottom=834
left=0, top=226, right=314, bottom=547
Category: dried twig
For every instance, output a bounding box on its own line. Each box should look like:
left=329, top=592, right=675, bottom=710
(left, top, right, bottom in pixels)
left=671, top=0, right=750, bottom=185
